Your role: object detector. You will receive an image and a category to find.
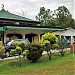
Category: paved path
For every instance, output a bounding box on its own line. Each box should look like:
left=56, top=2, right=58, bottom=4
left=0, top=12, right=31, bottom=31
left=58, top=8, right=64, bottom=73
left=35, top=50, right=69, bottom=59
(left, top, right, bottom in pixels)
left=0, top=56, right=19, bottom=61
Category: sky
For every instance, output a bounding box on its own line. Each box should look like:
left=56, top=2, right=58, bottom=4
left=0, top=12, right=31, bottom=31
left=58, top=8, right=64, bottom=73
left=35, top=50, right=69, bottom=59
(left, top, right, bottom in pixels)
left=0, top=0, right=74, bottom=20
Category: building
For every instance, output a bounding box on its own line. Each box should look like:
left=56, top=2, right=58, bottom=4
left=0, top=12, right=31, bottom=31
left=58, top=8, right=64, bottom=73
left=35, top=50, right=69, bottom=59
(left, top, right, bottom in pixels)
left=0, top=7, right=64, bottom=44
left=53, top=27, right=75, bottom=44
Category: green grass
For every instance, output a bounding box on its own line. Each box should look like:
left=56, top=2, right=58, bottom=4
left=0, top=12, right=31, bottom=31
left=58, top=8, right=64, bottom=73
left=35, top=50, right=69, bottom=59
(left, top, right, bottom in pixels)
left=0, top=51, right=74, bottom=75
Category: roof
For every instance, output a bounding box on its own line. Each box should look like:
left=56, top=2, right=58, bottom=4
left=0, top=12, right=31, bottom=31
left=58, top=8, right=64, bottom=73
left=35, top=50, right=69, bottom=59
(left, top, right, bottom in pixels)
left=0, top=26, right=4, bottom=31
left=1, top=25, right=63, bottom=31
left=0, top=9, right=40, bottom=23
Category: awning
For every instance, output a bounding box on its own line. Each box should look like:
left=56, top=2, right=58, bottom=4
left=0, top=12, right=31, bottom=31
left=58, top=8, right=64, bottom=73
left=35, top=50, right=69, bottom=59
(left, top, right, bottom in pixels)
left=4, top=26, right=64, bottom=31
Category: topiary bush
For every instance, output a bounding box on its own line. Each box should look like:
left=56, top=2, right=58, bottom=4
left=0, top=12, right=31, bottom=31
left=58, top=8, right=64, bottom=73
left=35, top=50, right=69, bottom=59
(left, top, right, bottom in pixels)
left=22, top=50, right=29, bottom=58
left=12, top=41, right=19, bottom=46
left=18, top=41, right=26, bottom=52
left=16, top=46, right=22, bottom=55
left=10, top=49, right=16, bottom=56
left=26, top=43, right=43, bottom=63
left=41, top=32, right=59, bottom=60
left=12, top=41, right=28, bottom=52
left=0, top=41, right=5, bottom=59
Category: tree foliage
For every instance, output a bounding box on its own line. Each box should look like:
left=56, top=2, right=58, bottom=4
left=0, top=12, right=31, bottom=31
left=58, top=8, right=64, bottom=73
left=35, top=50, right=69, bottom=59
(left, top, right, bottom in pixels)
left=36, top=7, right=54, bottom=26
left=41, top=32, right=59, bottom=60
left=54, top=6, right=73, bottom=28
left=36, top=6, right=75, bottom=28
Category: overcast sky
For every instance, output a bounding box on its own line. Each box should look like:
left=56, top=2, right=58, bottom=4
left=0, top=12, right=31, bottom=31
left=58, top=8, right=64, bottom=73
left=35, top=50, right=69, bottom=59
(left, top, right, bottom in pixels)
left=0, top=0, right=74, bottom=20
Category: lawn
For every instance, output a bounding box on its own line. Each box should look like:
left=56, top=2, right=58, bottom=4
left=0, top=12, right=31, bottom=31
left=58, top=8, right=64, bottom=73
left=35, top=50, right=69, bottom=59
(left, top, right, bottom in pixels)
left=0, top=51, right=74, bottom=75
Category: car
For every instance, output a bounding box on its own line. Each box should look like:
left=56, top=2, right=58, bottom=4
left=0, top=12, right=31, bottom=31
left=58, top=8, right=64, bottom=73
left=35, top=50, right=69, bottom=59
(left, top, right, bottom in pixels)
left=4, top=38, right=30, bottom=57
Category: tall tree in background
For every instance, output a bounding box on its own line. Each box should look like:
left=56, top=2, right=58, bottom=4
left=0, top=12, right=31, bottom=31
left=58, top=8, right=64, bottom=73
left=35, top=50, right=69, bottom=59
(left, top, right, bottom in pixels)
left=36, top=6, right=75, bottom=28
left=36, top=7, right=54, bottom=26
left=53, top=6, right=73, bottom=28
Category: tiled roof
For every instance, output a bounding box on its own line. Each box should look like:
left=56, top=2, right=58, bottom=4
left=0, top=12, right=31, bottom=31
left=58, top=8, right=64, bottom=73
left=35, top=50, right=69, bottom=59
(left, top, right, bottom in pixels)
left=0, top=9, right=40, bottom=23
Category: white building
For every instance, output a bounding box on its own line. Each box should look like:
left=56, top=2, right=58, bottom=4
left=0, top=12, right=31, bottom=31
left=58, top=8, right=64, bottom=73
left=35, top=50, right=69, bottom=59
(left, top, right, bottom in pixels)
left=53, top=27, right=75, bottom=44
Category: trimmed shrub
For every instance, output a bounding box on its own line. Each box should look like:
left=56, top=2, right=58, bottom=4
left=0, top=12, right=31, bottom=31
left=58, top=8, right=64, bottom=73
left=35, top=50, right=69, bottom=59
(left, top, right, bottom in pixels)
left=26, top=43, right=43, bottom=63
left=10, top=49, right=16, bottom=56
left=27, top=51, right=41, bottom=63
left=18, top=42, right=26, bottom=51
left=16, top=46, right=22, bottom=55
left=12, top=42, right=19, bottom=46
left=41, top=32, right=59, bottom=60
left=22, top=50, right=29, bottom=58
left=0, top=41, right=5, bottom=59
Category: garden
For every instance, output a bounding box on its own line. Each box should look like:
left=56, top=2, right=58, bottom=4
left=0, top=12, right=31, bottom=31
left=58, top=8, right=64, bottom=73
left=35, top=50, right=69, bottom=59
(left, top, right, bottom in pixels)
left=0, top=32, right=74, bottom=75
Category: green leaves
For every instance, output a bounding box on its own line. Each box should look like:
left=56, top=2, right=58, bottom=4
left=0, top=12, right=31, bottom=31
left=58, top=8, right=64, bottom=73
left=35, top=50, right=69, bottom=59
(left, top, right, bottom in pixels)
left=54, top=6, right=72, bottom=28
left=36, top=7, right=53, bottom=26
left=10, top=49, right=16, bottom=55
left=36, top=6, right=74, bottom=28
left=0, top=41, right=5, bottom=58
left=41, top=32, right=58, bottom=45
left=22, top=50, right=29, bottom=58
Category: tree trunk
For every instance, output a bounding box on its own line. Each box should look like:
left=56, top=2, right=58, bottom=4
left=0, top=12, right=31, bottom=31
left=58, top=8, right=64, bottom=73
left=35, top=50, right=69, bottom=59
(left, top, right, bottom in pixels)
left=49, top=51, right=52, bottom=60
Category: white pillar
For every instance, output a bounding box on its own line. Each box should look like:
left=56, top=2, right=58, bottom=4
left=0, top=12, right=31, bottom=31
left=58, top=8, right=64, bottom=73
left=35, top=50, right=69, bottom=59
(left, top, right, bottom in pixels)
left=64, top=36, right=65, bottom=39
left=22, top=34, right=25, bottom=39
left=71, top=36, right=73, bottom=44
left=59, top=31, right=62, bottom=39
left=4, top=33, right=6, bottom=43
left=32, top=37, right=34, bottom=42
left=38, top=34, right=40, bottom=43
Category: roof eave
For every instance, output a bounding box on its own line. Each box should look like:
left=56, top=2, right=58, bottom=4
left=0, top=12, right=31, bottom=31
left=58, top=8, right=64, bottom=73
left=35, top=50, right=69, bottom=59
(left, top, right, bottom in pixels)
left=0, top=18, right=41, bottom=24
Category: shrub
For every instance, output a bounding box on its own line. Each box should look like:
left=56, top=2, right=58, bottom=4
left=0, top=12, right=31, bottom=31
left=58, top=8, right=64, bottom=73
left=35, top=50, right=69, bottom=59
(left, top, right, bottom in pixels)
left=26, top=43, right=43, bottom=63
left=12, top=42, right=19, bottom=46
left=18, top=42, right=26, bottom=51
left=58, top=37, right=67, bottom=56
left=10, top=49, right=16, bottom=56
left=22, top=50, right=29, bottom=58
left=0, top=41, right=5, bottom=59
left=12, top=41, right=28, bottom=52
left=41, top=32, right=59, bottom=60
left=16, top=46, right=22, bottom=55
left=52, top=44, right=59, bottom=49
left=27, top=51, right=41, bottom=63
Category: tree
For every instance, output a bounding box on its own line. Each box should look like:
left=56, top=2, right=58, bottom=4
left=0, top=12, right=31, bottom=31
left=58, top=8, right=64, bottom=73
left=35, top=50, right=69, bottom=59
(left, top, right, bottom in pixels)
left=41, top=32, right=59, bottom=60
left=36, top=6, right=74, bottom=28
left=36, top=7, right=54, bottom=26
left=10, top=41, right=28, bottom=66
left=58, top=37, right=67, bottom=56
left=54, top=6, right=73, bottom=28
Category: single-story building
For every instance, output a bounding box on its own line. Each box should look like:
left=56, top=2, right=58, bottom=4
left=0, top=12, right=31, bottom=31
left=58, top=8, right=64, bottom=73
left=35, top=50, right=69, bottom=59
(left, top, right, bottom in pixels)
left=0, top=7, right=64, bottom=44
left=53, top=27, right=75, bottom=44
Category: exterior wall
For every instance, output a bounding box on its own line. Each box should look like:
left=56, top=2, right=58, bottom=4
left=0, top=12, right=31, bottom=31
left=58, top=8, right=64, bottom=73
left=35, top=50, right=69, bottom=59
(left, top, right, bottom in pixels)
left=4, top=28, right=51, bottom=43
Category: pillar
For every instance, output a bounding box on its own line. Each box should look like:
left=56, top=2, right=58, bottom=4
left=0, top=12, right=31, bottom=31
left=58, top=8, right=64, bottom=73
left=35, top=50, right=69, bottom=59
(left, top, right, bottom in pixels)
left=71, top=36, right=74, bottom=44
left=4, top=32, right=6, bottom=44
left=22, top=34, right=25, bottom=39
left=59, top=31, right=62, bottom=39
left=38, top=34, right=40, bottom=43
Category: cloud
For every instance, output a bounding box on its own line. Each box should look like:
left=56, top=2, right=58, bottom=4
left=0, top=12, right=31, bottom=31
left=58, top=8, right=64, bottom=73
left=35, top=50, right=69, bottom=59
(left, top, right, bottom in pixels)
left=0, top=0, right=74, bottom=19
